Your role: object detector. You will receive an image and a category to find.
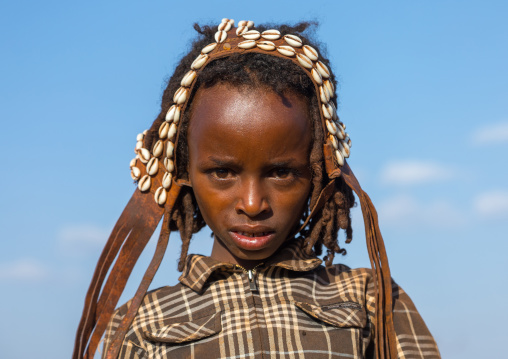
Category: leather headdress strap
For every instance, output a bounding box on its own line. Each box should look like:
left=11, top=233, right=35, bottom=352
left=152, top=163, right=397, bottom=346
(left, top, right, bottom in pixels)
left=73, top=18, right=397, bottom=359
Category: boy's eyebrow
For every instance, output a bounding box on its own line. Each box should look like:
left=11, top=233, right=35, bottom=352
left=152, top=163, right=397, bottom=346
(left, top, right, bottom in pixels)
left=204, top=156, right=306, bottom=167
left=269, top=159, right=305, bottom=167
left=204, top=156, right=240, bottom=166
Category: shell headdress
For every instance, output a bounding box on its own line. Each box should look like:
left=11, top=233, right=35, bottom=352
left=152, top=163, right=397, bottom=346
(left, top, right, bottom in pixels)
left=130, top=18, right=350, bottom=207
left=74, top=19, right=397, bottom=359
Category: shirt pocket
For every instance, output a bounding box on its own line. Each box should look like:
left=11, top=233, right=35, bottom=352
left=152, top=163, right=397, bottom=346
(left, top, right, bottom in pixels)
left=294, top=300, right=367, bottom=328
left=293, top=300, right=367, bottom=358
left=142, top=311, right=223, bottom=358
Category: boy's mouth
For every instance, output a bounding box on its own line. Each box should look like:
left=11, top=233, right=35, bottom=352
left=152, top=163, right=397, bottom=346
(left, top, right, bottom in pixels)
left=229, top=228, right=276, bottom=251
left=236, top=231, right=272, bottom=237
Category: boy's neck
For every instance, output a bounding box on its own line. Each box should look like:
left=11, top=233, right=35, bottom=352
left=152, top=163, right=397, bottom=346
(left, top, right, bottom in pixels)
left=210, top=235, right=267, bottom=270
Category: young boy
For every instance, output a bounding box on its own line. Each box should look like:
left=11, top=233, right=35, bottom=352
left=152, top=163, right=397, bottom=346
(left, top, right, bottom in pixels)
left=74, top=19, right=441, bottom=359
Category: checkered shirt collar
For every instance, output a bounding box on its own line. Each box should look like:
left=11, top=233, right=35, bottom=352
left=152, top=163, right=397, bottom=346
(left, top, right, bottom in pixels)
left=179, top=237, right=322, bottom=293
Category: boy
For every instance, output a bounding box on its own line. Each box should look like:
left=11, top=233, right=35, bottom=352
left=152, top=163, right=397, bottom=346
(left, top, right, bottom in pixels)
left=74, top=19, right=440, bottom=359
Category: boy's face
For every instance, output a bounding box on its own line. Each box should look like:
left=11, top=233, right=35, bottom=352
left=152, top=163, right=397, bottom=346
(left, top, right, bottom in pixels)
left=188, top=84, right=312, bottom=267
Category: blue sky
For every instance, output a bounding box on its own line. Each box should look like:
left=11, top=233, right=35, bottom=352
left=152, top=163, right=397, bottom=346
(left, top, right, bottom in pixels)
left=1, top=1, right=507, bottom=358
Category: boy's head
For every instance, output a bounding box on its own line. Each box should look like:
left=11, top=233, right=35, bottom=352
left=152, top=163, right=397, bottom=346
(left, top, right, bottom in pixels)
left=139, top=21, right=355, bottom=270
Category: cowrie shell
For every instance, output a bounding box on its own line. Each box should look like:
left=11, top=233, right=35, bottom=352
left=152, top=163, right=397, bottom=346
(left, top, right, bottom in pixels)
left=311, top=68, right=323, bottom=85
left=335, top=150, right=345, bottom=166
left=336, top=125, right=345, bottom=140
left=338, top=123, right=346, bottom=138
left=335, top=125, right=346, bottom=140
left=164, top=158, right=174, bottom=172
left=236, top=26, right=247, bottom=36
left=326, top=120, right=337, bottom=135
left=257, top=41, right=276, bottom=51
left=324, top=80, right=334, bottom=98
left=316, top=61, right=330, bottom=79
left=284, top=34, right=303, bottom=47
left=277, top=45, right=296, bottom=57
left=329, top=135, right=338, bottom=150
left=162, top=172, right=173, bottom=189
left=181, top=70, right=197, bottom=87
left=159, top=121, right=170, bottom=139
left=327, top=102, right=335, bottom=118
left=215, top=30, right=227, bottom=43
left=238, top=39, right=256, bottom=49
left=337, top=141, right=346, bottom=157
left=129, top=158, right=137, bottom=168
left=138, top=175, right=151, bottom=192
left=143, top=129, right=148, bottom=135
left=166, top=141, right=175, bottom=158
left=338, top=140, right=350, bottom=158
left=228, top=19, right=235, bottom=25
left=329, top=102, right=338, bottom=121
left=167, top=123, right=177, bottom=141
left=135, top=140, right=143, bottom=151
left=342, top=140, right=351, bottom=157
left=296, top=53, right=313, bottom=69
left=242, top=30, right=260, bottom=40
left=154, top=187, right=167, bottom=205
left=319, top=86, right=330, bottom=103
left=153, top=140, right=164, bottom=157
left=138, top=148, right=150, bottom=163
left=238, top=20, right=247, bottom=27
left=173, top=87, right=188, bottom=104
left=136, top=133, right=144, bottom=141
left=302, top=45, right=318, bottom=61
left=191, top=54, right=208, bottom=70
left=201, top=43, right=217, bottom=54
left=166, top=105, right=181, bottom=123
left=261, top=29, right=280, bottom=40
left=347, top=138, right=352, bottom=148
left=172, top=106, right=181, bottom=124
left=131, top=166, right=141, bottom=180
left=218, top=21, right=231, bottom=32
left=247, top=20, right=254, bottom=28
left=165, top=105, right=177, bottom=122
left=322, top=103, right=332, bottom=119
left=147, top=157, right=159, bottom=176
left=221, top=18, right=230, bottom=23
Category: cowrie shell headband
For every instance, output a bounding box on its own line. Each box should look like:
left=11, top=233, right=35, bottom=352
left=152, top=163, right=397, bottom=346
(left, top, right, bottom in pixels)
left=130, top=18, right=352, bottom=206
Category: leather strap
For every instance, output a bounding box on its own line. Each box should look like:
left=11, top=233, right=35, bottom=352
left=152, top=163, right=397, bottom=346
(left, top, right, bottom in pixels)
left=105, top=207, right=173, bottom=359
left=341, top=163, right=397, bottom=359
left=73, top=188, right=167, bottom=359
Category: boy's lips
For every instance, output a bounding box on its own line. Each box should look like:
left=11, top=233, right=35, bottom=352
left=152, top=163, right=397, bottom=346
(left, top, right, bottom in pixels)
left=229, top=226, right=276, bottom=251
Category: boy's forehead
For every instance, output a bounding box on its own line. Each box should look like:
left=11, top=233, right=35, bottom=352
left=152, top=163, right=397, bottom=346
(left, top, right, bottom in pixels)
left=187, top=84, right=312, bottom=158
left=189, top=84, right=311, bottom=130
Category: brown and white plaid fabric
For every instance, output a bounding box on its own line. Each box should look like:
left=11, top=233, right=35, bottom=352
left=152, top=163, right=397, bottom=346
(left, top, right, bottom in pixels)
left=103, top=239, right=440, bottom=358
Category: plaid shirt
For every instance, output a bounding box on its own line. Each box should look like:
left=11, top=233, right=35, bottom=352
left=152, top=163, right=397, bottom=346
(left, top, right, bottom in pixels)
left=103, top=239, right=440, bottom=358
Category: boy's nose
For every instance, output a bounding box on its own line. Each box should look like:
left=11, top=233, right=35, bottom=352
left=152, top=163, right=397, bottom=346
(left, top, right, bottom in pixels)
left=234, top=179, right=270, bottom=217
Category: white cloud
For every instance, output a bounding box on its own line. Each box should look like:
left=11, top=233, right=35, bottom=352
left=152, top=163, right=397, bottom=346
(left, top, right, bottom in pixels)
left=474, top=122, right=508, bottom=145
left=377, top=194, right=466, bottom=229
left=474, top=190, right=508, bottom=218
left=58, top=224, right=110, bottom=252
left=0, top=258, right=50, bottom=281
left=381, top=160, right=455, bottom=186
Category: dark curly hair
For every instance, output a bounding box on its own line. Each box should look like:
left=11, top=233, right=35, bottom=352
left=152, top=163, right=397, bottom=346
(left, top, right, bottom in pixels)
left=143, top=22, right=355, bottom=271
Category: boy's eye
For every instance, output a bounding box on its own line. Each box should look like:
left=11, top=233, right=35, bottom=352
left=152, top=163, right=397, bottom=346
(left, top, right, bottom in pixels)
left=211, top=168, right=231, bottom=179
left=272, top=168, right=293, bottom=179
